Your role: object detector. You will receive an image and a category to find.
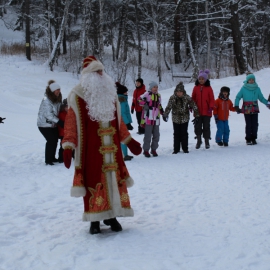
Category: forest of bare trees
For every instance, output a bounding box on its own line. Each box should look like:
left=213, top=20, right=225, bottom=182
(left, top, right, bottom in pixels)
left=1, top=0, right=270, bottom=84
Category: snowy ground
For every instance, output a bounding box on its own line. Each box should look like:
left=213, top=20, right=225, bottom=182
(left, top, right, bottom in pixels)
left=1, top=55, right=270, bottom=270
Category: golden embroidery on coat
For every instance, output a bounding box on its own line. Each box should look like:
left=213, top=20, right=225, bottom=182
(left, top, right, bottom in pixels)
left=121, top=192, right=129, bottom=203
left=96, top=196, right=104, bottom=207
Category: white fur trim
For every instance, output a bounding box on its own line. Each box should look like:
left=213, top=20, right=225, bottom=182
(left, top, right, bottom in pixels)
left=81, top=61, right=104, bottom=74
left=126, top=176, right=134, bottom=188
left=70, top=186, right=86, bottom=197
left=62, top=141, right=76, bottom=150
left=82, top=208, right=134, bottom=222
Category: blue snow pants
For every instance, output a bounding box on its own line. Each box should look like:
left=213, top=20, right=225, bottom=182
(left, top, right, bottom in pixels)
left=215, top=120, right=230, bottom=143
left=121, top=143, right=128, bottom=157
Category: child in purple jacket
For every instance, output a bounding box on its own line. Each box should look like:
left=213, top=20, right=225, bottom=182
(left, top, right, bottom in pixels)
left=138, top=81, right=164, bottom=157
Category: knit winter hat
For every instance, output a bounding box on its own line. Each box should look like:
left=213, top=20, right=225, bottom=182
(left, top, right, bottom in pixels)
left=136, top=78, right=144, bottom=85
left=198, top=69, right=210, bottom=81
left=49, top=82, right=61, bottom=92
left=82, top=55, right=97, bottom=69
left=246, top=73, right=256, bottom=82
left=175, top=81, right=185, bottom=92
left=149, top=81, right=158, bottom=91
left=115, top=82, right=128, bottom=95
left=220, top=86, right=230, bottom=94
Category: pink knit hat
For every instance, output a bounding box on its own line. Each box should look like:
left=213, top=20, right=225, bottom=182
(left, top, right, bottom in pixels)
left=198, top=69, right=210, bottom=80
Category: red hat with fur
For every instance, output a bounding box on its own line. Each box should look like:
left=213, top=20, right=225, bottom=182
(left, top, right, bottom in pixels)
left=82, top=55, right=97, bottom=69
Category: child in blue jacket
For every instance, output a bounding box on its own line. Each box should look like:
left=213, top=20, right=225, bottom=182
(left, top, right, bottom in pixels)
left=116, top=82, right=134, bottom=160
left=234, top=73, right=270, bottom=145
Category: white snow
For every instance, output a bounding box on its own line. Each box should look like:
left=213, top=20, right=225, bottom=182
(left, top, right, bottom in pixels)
left=1, top=55, right=270, bottom=270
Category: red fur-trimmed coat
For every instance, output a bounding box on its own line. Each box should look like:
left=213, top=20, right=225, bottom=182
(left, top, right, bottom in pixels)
left=62, top=84, right=134, bottom=222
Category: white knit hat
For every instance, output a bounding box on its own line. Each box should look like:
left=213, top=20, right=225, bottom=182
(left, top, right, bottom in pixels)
left=49, top=82, right=61, bottom=92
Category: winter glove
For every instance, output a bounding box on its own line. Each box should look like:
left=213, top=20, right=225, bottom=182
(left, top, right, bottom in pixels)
left=267, top=102, right=270, bottom=109
left=189, top=107, right=193, bottom=113
left=143, top=104, right=149, bottom=112
left=214, top=115, right=219, bottom=124
left=268, top=94, right=270, bottom=102
left=126, top=123, right=134, bottom=130
left=192, top=117, right=199, bottom=126
left=63, top=148, right=73, bottom=169
left=127, top=138, right=142, bottom=155
left=162, top=113, right=168, bottom=122
left=234, top=106, right=241, bottom=114
left=131, top=108, right=134, bottom=114
left=207, top=107, right=213, bottom=115
left=57, top=119, right=64, bottom=128
left=0, top=117, right=6, bottom=124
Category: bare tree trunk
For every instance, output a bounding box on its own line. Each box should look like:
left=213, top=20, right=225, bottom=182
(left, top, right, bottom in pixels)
left=99, top=0, right=104, bottom=61
left=230, top=2, right=246, bottom=74
left=48, top=0, right=72, bottom=71
left=25, top=0, right=31, bottom=60
left=80, top=0, right=91, bottom=58
left=205, top=0, right=211, bottom=68
left=163, top=38, right=170, bottom=70
left=174, top=0, right=181, bottom=64
left=151, top=3, right=161, bottom=82
left=216, top=30, right=224, bottom=79
left=47, top=0, right=53, bottom=54
left=134, top=0, right=142, bottom=78
left=116, top=0, right=128, bottom=60
left=186, top=21, right=198, bottom=82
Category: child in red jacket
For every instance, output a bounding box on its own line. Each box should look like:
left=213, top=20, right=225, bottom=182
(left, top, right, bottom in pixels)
left=192, top=69, right=215, bottom=149
left=58, top=98, right=68, bottom=163
left=213, top=87, right=236, bottom=147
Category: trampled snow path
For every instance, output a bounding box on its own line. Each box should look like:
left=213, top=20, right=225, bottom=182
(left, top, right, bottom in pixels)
left=1, top=56, right=270, bottom=270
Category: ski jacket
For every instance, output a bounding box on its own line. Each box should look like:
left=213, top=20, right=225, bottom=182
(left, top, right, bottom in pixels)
left=138, top=91, right=164, bottom=126
left=164, top=92, right=200, bottom=124
left=235, top=83, right=268, bottom=114
left=118, top=94, right=132, bottom=124
left=131, top=85, right=146, bottom=112
left=37, top=94, right=61, bottom=127
left=213, top=98, right=235, bottom=121
left=192, top=84, right=215, bottom=116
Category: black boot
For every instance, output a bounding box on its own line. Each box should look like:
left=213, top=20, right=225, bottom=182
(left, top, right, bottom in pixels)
left=103, top=218, right=122, bottom=232
left=205, top=139, right=210, bottom=149
left=89, top=221, right=101, bottom=234
left=195, top=137, right=202, bottom=149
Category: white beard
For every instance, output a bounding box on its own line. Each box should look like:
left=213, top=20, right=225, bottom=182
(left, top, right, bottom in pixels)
left=80, top=71, right=117, bottom=123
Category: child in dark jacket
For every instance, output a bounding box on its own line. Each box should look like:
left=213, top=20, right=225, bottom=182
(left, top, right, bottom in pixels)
left=213, top=87, right=236, bottom=147
left=163, top=82, right=200, bottom=154
left=234, top=73, right=270, bottom=145
left=58, top=98, right=68, bottom=162
left=192, top=69, right=215, bottom=149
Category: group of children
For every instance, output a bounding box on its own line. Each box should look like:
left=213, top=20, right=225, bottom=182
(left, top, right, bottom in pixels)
left=120, top=70, right=270, bottom=159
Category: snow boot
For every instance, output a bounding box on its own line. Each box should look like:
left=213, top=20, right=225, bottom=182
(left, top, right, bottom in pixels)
left=205, top=139, right=210, bottom=149
left=223, top=142, right=228, bottom=147
left=143, top=151, right=151, bottom=158
left=246, top=140, right=253, bottom=145
left=217, top=142, right=223, bottom=146
left=252, top=139, right=257, bottom=145
left=195, top=137, right=202, bottom=149
left=103, top=218, right=122, bottom=232
left=89, top=221, right=101, bottom=234
left=124, top=156, right=132, bottom=161
left=150, top=150, right=158, bottom=157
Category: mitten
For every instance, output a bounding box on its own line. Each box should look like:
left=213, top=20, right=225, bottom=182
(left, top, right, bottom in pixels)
left=126, top=123, right=134, bottom=130
left=127, top=138, right=142, bottom=155
left=207, top=107, right=213, bottom=114
left=234, top=106, right=241, bottom=114
left=63, top=148, right=73, bottom=169
left=267, top=102, right=270, bottom=109
left=162, top=114, right=168, bottom=122
left=268, top=94, right=270, bottom=102
left=0, top=117, right=6, bottom=124
left=57, top=119, right=64, bottom=128
left=192, top=117, right=199, bottom=126
left=131, top=108, right=134, bottom=114
left=214, top=115, right=219, bottom=124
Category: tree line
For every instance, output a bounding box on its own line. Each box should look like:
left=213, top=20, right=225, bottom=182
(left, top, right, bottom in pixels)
left=1, top=0, right=270, bottom=83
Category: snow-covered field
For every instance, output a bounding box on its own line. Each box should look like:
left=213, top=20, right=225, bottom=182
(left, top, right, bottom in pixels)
left=1, top=53, right=270, bottom=270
